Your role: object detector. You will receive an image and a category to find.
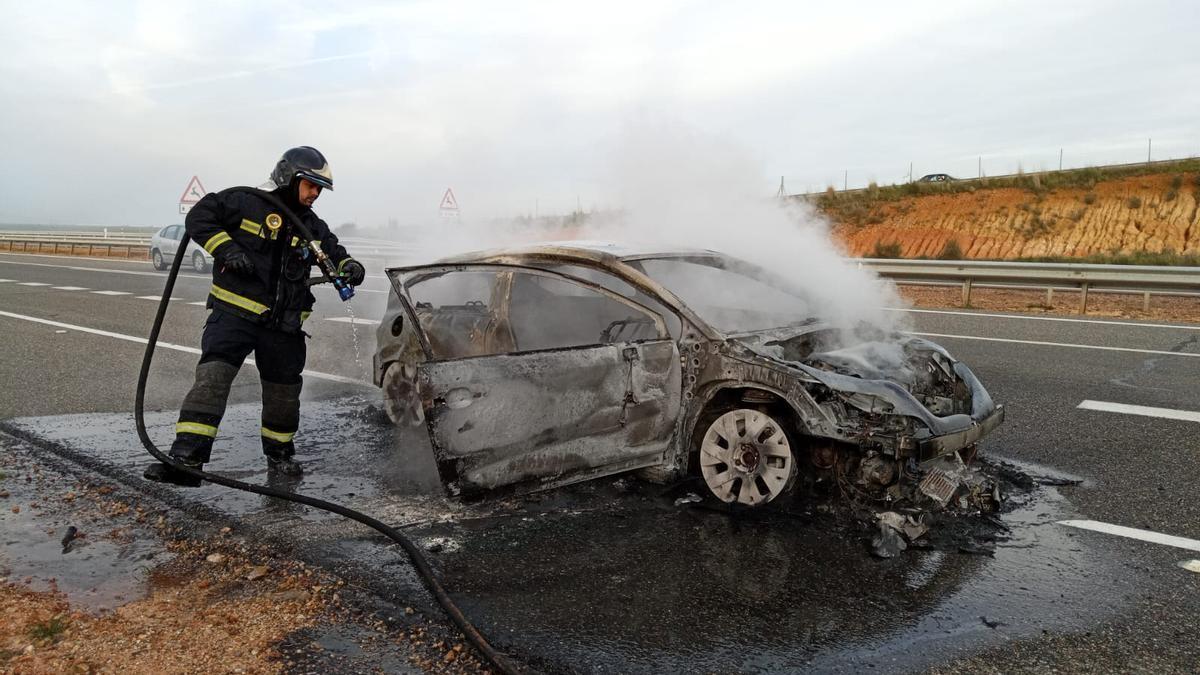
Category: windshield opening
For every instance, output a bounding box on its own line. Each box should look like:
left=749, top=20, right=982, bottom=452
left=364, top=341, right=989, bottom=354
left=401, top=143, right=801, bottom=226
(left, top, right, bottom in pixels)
left=633, top=255, right=815, bottom=333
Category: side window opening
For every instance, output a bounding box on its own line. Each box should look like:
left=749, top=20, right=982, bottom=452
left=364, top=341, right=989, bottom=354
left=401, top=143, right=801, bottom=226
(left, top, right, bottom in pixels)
left=544, top=264, right=682, bottom=338
left=399, top=266, right=668, bottom=361
left=405, top=270, right=509, bottom=360
left=507, top=271, right=660, bottom=352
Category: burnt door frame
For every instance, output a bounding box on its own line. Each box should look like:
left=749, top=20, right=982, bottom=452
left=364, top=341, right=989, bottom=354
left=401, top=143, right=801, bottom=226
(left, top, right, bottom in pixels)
left=386, top=263, right=682, bottom=496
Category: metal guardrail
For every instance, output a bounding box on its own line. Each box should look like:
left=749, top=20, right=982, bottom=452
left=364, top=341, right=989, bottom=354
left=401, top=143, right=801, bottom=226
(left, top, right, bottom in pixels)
left=860, top=258, right=1200, bottom=312
left=0, top=236, right=150, bottom=259
left=0, top=232, right=151, bottom=244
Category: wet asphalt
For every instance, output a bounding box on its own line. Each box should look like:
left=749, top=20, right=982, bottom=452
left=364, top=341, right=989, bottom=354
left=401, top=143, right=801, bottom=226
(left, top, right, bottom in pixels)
left=2, top=252, right=1199, bottom=672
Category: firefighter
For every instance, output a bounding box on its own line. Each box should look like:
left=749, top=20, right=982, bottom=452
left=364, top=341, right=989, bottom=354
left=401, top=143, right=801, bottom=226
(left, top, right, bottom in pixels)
left=144, top=146, right=366, bottom=487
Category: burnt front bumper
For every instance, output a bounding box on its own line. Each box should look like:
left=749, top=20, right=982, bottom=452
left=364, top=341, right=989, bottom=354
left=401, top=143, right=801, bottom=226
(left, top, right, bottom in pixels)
left=918, top=405, right=1005, bottom=461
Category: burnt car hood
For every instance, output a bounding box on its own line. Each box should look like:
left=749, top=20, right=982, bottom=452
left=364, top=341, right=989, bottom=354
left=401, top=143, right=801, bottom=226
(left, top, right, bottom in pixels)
left=730, top=324, right=997, bottom=438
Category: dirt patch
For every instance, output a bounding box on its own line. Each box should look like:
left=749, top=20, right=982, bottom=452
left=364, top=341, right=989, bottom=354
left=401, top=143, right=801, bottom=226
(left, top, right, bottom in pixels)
left=829, top=171, right=1200, bottom=259
left=1, top=544, right=333, bottom=673
left=0, top=436, right=494, bottom=674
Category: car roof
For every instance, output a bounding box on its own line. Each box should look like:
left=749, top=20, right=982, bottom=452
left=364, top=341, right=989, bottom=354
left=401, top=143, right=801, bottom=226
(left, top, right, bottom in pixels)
left=434, top=240, right=722, bottom=265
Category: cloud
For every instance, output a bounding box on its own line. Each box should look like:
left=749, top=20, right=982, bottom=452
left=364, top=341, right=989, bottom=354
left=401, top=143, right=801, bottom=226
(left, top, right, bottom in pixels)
left=0, top=0, right=1196, bottom=227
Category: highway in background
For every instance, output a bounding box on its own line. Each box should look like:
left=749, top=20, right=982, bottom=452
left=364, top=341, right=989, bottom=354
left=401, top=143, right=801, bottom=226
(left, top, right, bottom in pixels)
left=1, top=249, right=1198, bottom=671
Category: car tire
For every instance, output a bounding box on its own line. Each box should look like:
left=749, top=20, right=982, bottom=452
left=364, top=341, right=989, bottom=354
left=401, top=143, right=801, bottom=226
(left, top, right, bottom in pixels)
left=151, top=249, right=165, bottom=271
left=697, top=407, right=796, bottom=507
left=192, top=251, right=207, bottom=273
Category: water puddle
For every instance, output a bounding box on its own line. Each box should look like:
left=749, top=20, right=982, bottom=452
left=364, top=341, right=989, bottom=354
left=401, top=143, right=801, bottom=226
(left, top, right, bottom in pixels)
left=0, top=440, right=173, bottom=613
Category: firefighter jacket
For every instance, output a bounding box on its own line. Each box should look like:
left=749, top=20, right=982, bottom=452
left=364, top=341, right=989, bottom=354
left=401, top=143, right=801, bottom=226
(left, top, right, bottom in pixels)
left=185, top=188, right=357, bottom=334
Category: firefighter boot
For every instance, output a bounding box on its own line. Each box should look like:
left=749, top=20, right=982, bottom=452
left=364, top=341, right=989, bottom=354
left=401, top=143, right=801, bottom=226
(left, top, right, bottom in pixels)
left=145, top=361, right=238, bottom=487
left=261, top=380, right=303, bottom=476
left=143, top=457, right=204, bottom=488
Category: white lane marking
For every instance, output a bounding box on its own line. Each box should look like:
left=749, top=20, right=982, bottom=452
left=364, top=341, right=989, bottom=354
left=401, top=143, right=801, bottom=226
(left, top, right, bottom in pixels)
left=0, top=256, right=208, bottom=280
left=0, top=279, right=15, bottom=283
left=136, top=295, right=189, bottom=302
left=0, top=310, right=369, bottom=386
left=1077, top=400, right=1200, bottom=423
left=1058, top=520, right=1200, bottom=553
left=17, top=282, right=51, bottom=286
left=915, top=332, right=1200, bottom=359
left=91, top=290, right=131, bottom=296
left=888, top=307, right=1200, bottom=331
left=52, top=286, right=90, bottom=291
left=325, top=316, right=381, bottom=325
left=1180, top=560, right=1200, bottom=574
left=187, top=301, right=207, bottom=306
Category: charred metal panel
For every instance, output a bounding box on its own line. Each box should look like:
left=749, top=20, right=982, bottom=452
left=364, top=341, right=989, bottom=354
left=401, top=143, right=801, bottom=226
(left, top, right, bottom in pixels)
left=420, top=339, right=679, bottom=495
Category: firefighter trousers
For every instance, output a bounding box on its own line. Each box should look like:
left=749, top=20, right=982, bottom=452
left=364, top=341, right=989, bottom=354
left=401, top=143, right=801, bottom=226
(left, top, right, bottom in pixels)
left=171, top=310, right=306, bottom=464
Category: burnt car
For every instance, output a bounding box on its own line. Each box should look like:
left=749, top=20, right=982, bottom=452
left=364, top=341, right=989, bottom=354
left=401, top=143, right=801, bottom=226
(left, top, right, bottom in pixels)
left=374, top=242, right=1004, bottom=506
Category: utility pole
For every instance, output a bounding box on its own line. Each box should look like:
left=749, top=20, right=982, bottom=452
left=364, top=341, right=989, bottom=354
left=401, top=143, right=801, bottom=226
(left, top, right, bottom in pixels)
left=978, top=156, right=982, bottom=178
left=844, top=170, right=848, bottom=191
left=1059, top=148, right=1063, bottom=171
left=909, top=162, right=913, bottom=183
left=1147, top=138, right=1152, bottom=164
left=776, top=176, right=786, bottom=199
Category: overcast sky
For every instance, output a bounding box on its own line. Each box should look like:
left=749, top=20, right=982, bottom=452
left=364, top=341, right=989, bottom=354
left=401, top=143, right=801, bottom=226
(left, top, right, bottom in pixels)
left=1, top=0, right=1196, bottom=228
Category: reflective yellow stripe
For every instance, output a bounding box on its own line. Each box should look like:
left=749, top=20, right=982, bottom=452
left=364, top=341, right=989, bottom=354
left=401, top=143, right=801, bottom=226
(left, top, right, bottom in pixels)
left=336, top=257, right=356, bottom=273
left=290, top=236, right=300, bottom=247
left=209, top=284, right=269, bottom=315
left=203, top=232, right=232, bottom=254
left=261, top=427, right=295, bottom=443
left=301, top=311, right=312, bottom=323
left=239, top=219, right=263, bottom=236
left=176, top=422, right=218, bottom=438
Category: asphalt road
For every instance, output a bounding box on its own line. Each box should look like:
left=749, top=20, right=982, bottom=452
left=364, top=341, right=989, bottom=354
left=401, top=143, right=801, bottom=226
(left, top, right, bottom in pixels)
left=1, top=250, right=1198, bottom=673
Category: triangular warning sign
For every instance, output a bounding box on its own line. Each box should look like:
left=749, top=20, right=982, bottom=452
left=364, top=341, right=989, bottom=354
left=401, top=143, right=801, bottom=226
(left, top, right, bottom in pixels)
left=179, top=176, right=207, bottom=204
left=439, top=188, right=459, bottom=212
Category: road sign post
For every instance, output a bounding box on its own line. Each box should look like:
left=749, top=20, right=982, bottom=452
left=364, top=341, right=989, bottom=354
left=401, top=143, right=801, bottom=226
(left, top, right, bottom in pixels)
left=439, top=187, right=460, bottom=219
left=179, top=176, right=207, bottom=215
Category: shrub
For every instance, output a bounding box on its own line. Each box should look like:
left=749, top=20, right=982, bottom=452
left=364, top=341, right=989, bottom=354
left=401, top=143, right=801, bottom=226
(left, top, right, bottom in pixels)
left=1127, top=196, right=1143, bottom=209
left=1170, top=174, right=1184, bottom=190
left=871, top=241, right=903, bottom=258
left=29, top=616, right=68, bottom=644
left=937, top=239, right=964, bottom=260
left=1083, top=192, right=1097, bottom=205
left=1166, top=189, right=1178, bottom=201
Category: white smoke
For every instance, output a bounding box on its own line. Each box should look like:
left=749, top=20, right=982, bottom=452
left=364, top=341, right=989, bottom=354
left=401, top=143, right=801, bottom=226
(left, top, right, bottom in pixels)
left=369, top=119, right=909, bottom=341
left=587, top=120, right=911, bottom=340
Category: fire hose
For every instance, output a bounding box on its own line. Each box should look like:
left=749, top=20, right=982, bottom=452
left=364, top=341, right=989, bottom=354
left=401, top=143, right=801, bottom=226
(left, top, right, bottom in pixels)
left=134, top=187, right=522, bottom=674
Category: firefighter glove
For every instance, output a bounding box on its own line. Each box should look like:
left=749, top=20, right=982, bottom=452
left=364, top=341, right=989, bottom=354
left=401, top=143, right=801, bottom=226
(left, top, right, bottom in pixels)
left=340, top=260, right=366, bottom=286
left=221, top=246, right=255, bottom=276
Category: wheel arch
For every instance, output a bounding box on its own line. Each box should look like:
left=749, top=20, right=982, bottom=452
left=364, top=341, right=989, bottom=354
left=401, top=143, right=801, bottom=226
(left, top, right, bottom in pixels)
left=686, top=382, right=807, bottom=453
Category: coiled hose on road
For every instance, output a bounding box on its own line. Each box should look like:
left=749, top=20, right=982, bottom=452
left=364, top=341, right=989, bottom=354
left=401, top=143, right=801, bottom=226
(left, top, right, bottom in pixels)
left=134, top=187, right=522, bottom=674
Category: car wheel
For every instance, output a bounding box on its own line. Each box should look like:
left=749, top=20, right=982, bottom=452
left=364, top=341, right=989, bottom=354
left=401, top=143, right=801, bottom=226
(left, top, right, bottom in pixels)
left=151, top=249, right=165, bottom=271
left=192, top=251, right=207, bottom=273
left=382, top=361, right=424, bottom=427
left=699, top=408, right=795, bottom=506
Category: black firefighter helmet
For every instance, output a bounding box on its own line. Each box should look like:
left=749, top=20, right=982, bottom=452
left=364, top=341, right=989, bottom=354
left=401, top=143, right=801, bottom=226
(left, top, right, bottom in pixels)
left=270, top=146, right=334, bottom=191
